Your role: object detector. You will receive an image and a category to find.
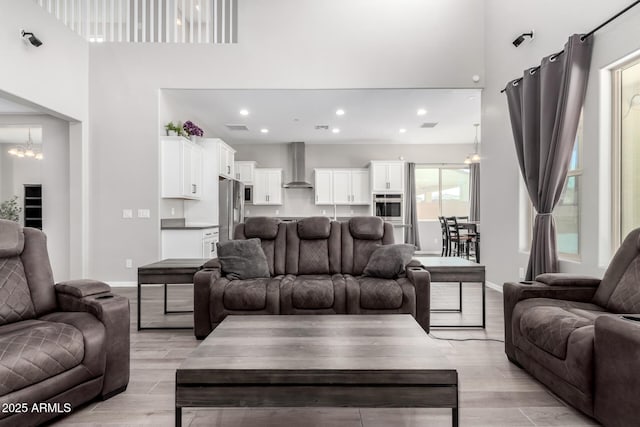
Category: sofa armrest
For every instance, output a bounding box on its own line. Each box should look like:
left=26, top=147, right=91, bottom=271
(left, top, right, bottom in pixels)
left=594, top=316, right=640, bottom=427
left=535, top=273, right=601, bottom=287
left=503, top=281, right=598, bottom=361
left=55, top=280, right=130, bottom=399
left=193, top=266, right=221, bottom=339
left=406, top=266, right=431, bottom=333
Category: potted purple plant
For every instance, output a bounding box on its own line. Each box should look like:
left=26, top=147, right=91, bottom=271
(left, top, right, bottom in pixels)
left=183, top=121, right=204, bottom=140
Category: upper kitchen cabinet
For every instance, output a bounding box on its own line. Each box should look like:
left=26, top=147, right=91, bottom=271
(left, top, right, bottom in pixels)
left=253, top=168, right=283, bottom=205
left=370, top=161, right=405, bottom=193
left=161, top=137, right=203, bottom=200
left=314, top=169, right=333, bottom=205
left=314, top=168, right=370, bottom=205
left=234, top=161, right=256, bottom=184
left=217, top=140, right=236, bottom=179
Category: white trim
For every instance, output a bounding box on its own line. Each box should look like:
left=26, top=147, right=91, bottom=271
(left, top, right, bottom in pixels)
left=486, top=281, right=502, bottom=293
left=107, top=281, right=137, bottom=287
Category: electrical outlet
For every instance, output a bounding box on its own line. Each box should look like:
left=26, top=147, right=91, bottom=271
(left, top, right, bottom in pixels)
left=434, top=238, right=438, bottom=244
left=322, top=209, right=326, bottom=215
left=519, top=267, right=525, bottom=279
left=137, top=209, right=151, bottom=218
left=171, top=208, right=175, bottom=216
left=122, top=209, right=133, bottom=219
left=275, top=209, right=280, bottom=215
left=246, top=209, right=251, bottom=216
left=125, top=259, right=133, bottom=269
left=350, top=209, right=354, bottom=214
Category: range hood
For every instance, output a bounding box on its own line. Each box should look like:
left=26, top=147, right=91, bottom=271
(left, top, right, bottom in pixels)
left=283, top=141, right=313, bottom=188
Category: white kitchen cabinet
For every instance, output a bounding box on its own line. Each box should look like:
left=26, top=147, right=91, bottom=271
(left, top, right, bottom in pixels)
left=314, top=168, right=370, bottom=205
left=350, top=169, right=371, bottom=204
left=234, top=161, right=256, bottom=184
left=161, top=137, right=202, bottom=200
left=314, top=169, right=333, bottom=205
left=161, top=227, right=219, bottom=259
left=331, top=170, right=351, bottom=204
left=370, top=161, right=405, bottom=193
left=253, top=168, right=282, bottom=205
left=218, top=141, right=236, bottom=179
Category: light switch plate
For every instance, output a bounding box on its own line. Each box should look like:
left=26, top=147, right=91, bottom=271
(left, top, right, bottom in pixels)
left=138, top=209, right=151, bottom=218
left=122, top=209, right=133, bottom=219
left=125, top=259, right=133, bottom=268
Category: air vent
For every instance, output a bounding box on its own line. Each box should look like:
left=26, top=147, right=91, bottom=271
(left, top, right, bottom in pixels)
left=420, top=122, right=439, bottom=128
left=225, top=124, right=249, bottom=131
left=314, top=125, right=330, bottom=130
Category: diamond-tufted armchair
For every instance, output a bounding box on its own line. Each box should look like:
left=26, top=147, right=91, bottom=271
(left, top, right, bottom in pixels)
left=0, top=220, right=130, bottom=427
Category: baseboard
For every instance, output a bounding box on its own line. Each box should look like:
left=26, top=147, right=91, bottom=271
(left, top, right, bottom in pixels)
left=486, top=281, right=503, bottom=293
left=106, top=281, right=137, bottom=287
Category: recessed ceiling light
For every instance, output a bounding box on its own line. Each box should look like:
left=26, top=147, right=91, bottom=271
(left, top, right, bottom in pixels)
left=417, top=108, right=427, bottom=116
left=399, top=128, right=407, bottom=133
left=260, top=128, right=269, bottom=133
left=336, top=109, right=345, bottom=116
left=239, top=109, right=249, bottom=116
left=332, top=128, right=340, bottom=134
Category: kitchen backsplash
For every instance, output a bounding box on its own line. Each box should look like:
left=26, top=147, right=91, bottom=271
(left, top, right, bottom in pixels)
left=245, top=188, right=370, bottom=218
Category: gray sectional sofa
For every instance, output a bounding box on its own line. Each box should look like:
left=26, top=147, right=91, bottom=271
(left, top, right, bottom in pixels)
left=0, top=219, right=130, bottom=427
left=504, top=227, right=640, bottom=427
left=194, top=216, right=431, bottom=338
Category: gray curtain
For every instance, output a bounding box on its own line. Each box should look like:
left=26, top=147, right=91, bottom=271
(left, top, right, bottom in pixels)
left=505, top=34, right=592, bottom=280
left=405, top=162, right=421, bottom=249
left=469, top=163, right=480, bottom=222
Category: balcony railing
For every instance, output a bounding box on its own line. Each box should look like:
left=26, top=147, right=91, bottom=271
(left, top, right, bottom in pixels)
left=34, top=0, right=238, bottom=43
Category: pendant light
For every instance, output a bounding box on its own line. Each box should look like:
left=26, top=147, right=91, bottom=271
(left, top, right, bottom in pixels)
left=7, top=128, right=42, bottom=160
left=464, top=123, right=480, bottom=164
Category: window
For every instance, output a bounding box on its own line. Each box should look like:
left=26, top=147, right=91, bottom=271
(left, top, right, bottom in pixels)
left=555, top=116, right=582, bottom=256
left=613, top=57, right=640, bottom=247
left=415, top=166, right=470, bottom=220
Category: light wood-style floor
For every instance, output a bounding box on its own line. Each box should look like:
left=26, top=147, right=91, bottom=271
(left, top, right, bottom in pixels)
left=53, top=283, right=600, bottom=426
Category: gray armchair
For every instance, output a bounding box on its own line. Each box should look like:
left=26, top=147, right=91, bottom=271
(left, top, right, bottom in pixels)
left=0, top=220, right=130, bottom=427
left=503, top=227, right=640, bottom=426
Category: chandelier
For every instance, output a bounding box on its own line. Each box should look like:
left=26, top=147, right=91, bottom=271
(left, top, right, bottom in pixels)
left=464, top=123, right=480, bottom=165
left=7, top=128, right=43, bottom=160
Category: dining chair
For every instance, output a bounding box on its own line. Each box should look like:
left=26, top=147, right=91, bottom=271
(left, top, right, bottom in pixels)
left=438, top=216, right=450, bottom=256
left=445, top=216, right=472, bottom=258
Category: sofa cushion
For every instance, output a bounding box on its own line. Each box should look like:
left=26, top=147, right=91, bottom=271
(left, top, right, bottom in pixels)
left=0, top=220, right=24, bottom=258
left=359, top=277, right=404, bottom=310
left=298, top=240, right=330, bottom=275
left=605, top=255, right=640, bottom=313
left=292, top=276, right=334, bottom=309
left=297, top=217, right=331, bottom=240
left=520, top=305, right=592, bottom=359
left=363, top=244, right=415, bottom=279
left=349, top=217, right=384, bottom=240
left=0, top=320, right=84, bottom=395
left=244, top=217, right=280, bottom=240
left=0, top=257, right=36, bottom=326
left=217, top=238, right=270, bottom=280
left=223, top=278, right=270, bottom=310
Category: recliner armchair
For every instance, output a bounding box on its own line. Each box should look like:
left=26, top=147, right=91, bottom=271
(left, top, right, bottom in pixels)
left=0, top=220, right=130, bottom=427
left=504, top=227, right=640, bottom=427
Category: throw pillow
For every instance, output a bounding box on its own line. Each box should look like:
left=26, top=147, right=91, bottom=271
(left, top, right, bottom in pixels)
left=363, top=244, right=416, bottom=279
left=216, top=238, right=270, bottom=280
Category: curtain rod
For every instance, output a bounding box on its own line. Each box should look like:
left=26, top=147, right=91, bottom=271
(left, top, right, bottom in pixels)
left=500, top=0, right=640, bottom=93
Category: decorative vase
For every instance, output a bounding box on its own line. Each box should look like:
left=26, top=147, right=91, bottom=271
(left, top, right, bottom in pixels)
left=166, top=130, right=177, bottom=136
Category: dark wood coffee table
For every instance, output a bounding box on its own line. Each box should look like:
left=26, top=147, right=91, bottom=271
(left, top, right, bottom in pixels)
left=175, top=314, right=458, bottom=426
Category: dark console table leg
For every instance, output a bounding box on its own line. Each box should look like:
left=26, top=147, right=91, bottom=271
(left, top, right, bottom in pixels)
left=137, top=280, right=142, bottom=331
left=175, top=406, right=182, bottom=427
left=452, top=407, right=458, bottom=427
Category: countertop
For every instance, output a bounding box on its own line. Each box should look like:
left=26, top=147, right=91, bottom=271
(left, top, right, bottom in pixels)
left=245, top=216, right=411, bottom=227
left=160, top=218, right=218, bottom=230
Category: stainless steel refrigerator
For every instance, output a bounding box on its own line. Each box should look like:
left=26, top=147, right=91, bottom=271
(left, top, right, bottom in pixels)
left=219, top=178, right=245, bottom=242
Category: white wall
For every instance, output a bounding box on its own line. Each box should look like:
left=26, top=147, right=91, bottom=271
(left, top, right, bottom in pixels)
left=482, top=0, right=640, bottom=286
left=0, top=115, right=71, bottom=280
left=88, top=0, right=485, bottom=281
left=0, top=0, right=89, bottom=279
